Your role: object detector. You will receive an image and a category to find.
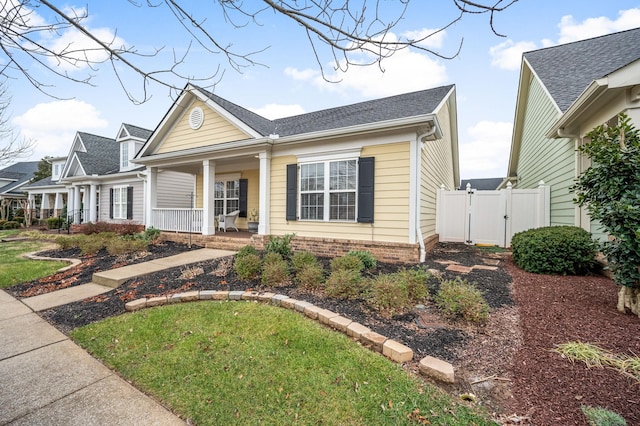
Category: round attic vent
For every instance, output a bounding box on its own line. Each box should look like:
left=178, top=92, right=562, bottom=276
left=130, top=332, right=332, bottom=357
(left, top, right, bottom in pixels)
left=189, top=107, right=204, bottom=130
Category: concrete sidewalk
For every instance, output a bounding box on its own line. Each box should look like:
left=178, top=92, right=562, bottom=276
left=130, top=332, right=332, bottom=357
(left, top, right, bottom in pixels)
left=0, top=289, right=186, bottom=425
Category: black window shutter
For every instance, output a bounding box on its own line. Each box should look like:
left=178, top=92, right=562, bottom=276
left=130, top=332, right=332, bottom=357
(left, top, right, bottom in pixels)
left=357, top=157, right=375, bottom=223
left=126, top=186, right=133, bottom=220
left=239, top=179, right=248, bottom=218
left=109, top=188, right=114, bottom=219
left=286, top=164, right=297, bottom=221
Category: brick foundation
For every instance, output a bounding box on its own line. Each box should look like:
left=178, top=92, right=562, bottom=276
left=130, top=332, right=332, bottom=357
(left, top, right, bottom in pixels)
left=160, top=231, right=440, bottom=264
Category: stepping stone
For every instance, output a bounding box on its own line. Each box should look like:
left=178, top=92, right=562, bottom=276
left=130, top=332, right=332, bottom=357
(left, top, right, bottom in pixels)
left=22, top=283, right=113, bottom=312
left=472, top=265, right=498, bottom=271
left=446, top=264, right=473, bottom=274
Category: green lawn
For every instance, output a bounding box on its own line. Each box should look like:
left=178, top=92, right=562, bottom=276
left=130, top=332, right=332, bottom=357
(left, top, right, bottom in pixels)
left=0, top=231, right=67, bottom=288
left=72, top=302, right=495, bottom=425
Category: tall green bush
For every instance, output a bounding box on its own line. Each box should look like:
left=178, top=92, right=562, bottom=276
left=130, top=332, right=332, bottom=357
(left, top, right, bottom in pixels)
left=511, top=226, right=597, bottom=275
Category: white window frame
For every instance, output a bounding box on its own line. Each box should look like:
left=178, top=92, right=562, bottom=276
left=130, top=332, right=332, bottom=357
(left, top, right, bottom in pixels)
left=120, top=142, right=129, bottom=169
left=113, top=185, right=128, bottom=219
left=213, top=173, right=240, bottom=216
left=299, top=158, right=358, bottom=222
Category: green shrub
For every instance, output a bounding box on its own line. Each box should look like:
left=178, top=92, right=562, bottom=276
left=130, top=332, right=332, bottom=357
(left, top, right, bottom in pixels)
left=367, top=274, right=411, bottom=317
left=511, top=226, right=598, bottom=275
left=324, top=269, right=368, bottom=300
left=0, top=219, right=6, bottom=228
left=261, top=253, right=290, bottom=287
left=3, top=221, right=19, bottom=229
left=295, top=263, right=325, bottom=290
left=236, top=245, right=258, bottom=258
left=290, top=250, right=319, bottom=273
left=397, top=268, right=430, bottom=303
left=347, top=250, right=377, bottom=270
left=77, top=235, right=105, bottom=255
left=13, top=216, right=24, bottom=224
left=46, top=217, right=63, bottom=229
left=55, top=235, right=78, bottom=249
left=435, top=277, right=490, bottom=323
left=106, top=237, right=148, bottom=255
left=142, top=227, right=161, bottom=242
left=234, top=253, right=261, bottom=280
left=264, top=233, right=295, bottom=258
left=581, top=405, right=627, bottom=426
left=330, top=253, right=364, bottom=273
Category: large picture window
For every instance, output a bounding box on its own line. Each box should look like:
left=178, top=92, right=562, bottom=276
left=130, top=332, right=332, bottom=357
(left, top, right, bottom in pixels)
left=300, top=159, right=357, bottom=221
left=214, top=179, right=239, bottom=216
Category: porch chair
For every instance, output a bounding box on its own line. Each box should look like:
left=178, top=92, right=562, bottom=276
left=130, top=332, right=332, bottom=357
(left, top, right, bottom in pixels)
left=218, top=210, right=240, bottom=232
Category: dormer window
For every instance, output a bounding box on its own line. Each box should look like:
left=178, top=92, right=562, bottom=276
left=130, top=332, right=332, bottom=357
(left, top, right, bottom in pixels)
left=121, top=142, right=129, bottom=169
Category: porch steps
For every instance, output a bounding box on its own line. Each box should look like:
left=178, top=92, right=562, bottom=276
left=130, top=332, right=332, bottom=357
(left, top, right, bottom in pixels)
left=92, top=248, right=235, bottom=288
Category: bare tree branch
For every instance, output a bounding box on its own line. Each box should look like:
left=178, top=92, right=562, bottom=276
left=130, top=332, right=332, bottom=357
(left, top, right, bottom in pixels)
left=0, top=81, right=34, bottom=165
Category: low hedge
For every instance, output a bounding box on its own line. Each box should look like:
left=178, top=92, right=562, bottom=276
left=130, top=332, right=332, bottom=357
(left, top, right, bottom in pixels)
left=511, top=226, right=598, bottom=275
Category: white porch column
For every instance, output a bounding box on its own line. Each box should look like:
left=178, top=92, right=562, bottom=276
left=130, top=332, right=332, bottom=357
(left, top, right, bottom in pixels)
left=54, top=192, right=64, bottom=217
left=258, top=151, right=271, bottom=235
left=145, top=167, right=157, bottom=228
left=39, top=193, right=49, bottom=219
left=89, top=183, right=98, bottom=222
left=67, top=187, right=74, bottom=220
left=73, top=185, right=82, bottom=224
left=202, top=160, right=216, bottom=235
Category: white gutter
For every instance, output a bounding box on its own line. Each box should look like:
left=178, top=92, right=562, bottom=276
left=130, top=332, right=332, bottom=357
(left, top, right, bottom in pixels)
left=415, top=126, right=438, bottom=263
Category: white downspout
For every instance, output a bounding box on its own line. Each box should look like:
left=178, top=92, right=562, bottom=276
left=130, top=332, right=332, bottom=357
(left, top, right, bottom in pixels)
left=416, top=126, right=438, bottom=263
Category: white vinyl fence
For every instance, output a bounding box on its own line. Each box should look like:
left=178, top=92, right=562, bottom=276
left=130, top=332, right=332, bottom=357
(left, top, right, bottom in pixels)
left=436, top=181, right=550, bottom=247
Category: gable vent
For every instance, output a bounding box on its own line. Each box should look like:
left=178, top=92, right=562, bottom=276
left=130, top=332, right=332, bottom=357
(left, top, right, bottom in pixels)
left=189, top=107, right=204, bottom=130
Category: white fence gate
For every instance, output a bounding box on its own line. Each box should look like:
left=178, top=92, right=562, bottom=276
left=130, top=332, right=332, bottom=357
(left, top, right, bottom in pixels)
left=436, top=181, right=550, bottom=247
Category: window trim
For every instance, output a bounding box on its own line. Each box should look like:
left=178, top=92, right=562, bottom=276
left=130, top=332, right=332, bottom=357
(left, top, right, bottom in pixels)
left=112, top=185, right=128, bottom=219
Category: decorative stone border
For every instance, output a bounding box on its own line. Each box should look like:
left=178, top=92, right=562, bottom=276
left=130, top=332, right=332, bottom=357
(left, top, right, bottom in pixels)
left=125, top=290, right=456, bottom=383
left=22, top=251, right=82, bottom=273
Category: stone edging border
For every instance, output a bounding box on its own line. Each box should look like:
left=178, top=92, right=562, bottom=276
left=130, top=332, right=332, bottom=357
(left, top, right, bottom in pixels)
left=125, top=290, right=455, bottom=383
left=22, top=251, right=82, bottom=273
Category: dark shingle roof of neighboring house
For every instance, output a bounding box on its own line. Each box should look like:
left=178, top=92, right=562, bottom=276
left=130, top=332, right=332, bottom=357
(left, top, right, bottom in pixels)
left=459, top=178, right=504, bottom=191
left=75, top=132, right=120, bottom=175
left=123, top=123, right=153, bottom=140
left=22, top=175, right=57, bottom=189
left=198, top=84, right=454, bottom=137
left=525, top=27, right=640, bottom=112
left=0, top=161, right=39, bottom=194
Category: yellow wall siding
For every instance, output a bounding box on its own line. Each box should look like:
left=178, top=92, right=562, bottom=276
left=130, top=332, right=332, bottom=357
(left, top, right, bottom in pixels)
left=269, top=143, right=411, bottom=243
left=420, top=100, right=456, bottom=237
left=156, top=99, right=251, bottom=154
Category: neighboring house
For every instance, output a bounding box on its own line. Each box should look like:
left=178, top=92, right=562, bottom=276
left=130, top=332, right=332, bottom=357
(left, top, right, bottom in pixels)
left=0, top=161, right=39, bottom=216
left=134, top=84, right=459, bottom=263
left=459, top=178, right=504, bottom=191
left=503, top=27, right=640, bottom=239
left=22, top=156, right=68, bottom=219
left=25, top=124, right=194, bottom=225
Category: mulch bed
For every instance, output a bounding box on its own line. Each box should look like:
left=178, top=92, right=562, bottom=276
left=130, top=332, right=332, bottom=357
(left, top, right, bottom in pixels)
left=10, top=240, right=640, bottom=424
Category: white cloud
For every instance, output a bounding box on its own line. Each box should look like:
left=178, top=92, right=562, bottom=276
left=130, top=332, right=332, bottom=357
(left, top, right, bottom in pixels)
left=13, top=100, right=108, bottom=160
left=489, top=40, right=537, bottom=71
left=285, top=32, right=447, bottom=98
left=459, top=121, right=512, bottom=179
left=557, top=8, right=640, bottom=43
left=249, top=103, right=305, bottom=119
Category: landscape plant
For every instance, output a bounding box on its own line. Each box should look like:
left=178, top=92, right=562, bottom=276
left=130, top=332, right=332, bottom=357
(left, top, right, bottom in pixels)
left=581, top=405, right=627, bottom=426
left=233, top=252, right=261, bottom=280
left=324, top=268, right=367, bottom=300
left=434, top=277, right=490, bottom=323
left=367, top=273, right=411, bottom=317
left=346, top=250, right=377, bottom=270
left=511, top=226, right=598, bottom=275
left=261, top=252, right=290, bottom=287
left=264, top=233, right=295, bottom=258
left=571, top=113, right=640, bottom=317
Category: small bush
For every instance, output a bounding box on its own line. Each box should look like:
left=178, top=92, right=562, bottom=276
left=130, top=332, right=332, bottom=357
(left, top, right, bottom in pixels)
left=0, top=219, right=6, bottom=228
left=46, top=217, right=63, bottom=229
left=511, top=226, right=598, bottom=275
left=397, top=268, right=430, bottom=303
left=78, top=235, right=105, bottom=255
left=3, top=221, right=19, bottom=229
left=367, top=274, right=411, bottom=317
left=581, top=405, right=627, bottom=426
left=236, top=245, right=258, bottom=258
left=295, top=263, right=325, bottom=290
left=13, top=216, right=24, bottom=224
left=330, top=253, right=364, bottom=273
left=234, top=253, right=261, bottom=280
left=347, top=250, right=377, bottom=270
left=142, top=227, right=161, bottom=242
left=435, top=277, right=490, bottom=323
left=80, top=221, right=143, bottom=236
left=106, top=237, right=148, bottom=255
left=290, top=250, right=319, bottom=273
left=55, top=235, right=78, bottom=249
left=324, top=269, right=368, bottom=300
left=261, top=253, right=290, bottom=287
left=264, top=233, right=295, bottom=258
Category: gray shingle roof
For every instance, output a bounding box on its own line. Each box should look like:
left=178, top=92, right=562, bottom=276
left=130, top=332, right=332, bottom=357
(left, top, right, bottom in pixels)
left=22, top=175, right=58, bottom=189
left=0, top=161, right=39, bottom=194
left=459, top=177, right=504, bottom=190
left=75, top=132, right=119, bottom=175
left=525, top=27, right=640, bottom=112
left=122, top=123, right=153, bottom=140
left=197, top=85, right=454, bottom=137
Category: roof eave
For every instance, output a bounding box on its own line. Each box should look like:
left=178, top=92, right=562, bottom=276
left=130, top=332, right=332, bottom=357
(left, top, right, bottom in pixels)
left=545, top=80, right=608, bottom=139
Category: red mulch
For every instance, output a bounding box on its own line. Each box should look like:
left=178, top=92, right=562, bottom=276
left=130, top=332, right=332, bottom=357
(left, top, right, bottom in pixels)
left=506, top=259, right=640, bottom=425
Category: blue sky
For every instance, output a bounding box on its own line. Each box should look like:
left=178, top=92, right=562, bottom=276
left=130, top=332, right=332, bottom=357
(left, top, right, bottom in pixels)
left=5, top=1, right=640, bottom=180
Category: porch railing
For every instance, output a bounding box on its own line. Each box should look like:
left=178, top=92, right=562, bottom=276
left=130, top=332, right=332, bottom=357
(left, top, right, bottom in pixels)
left=151, top=208, right=204, bottom=233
